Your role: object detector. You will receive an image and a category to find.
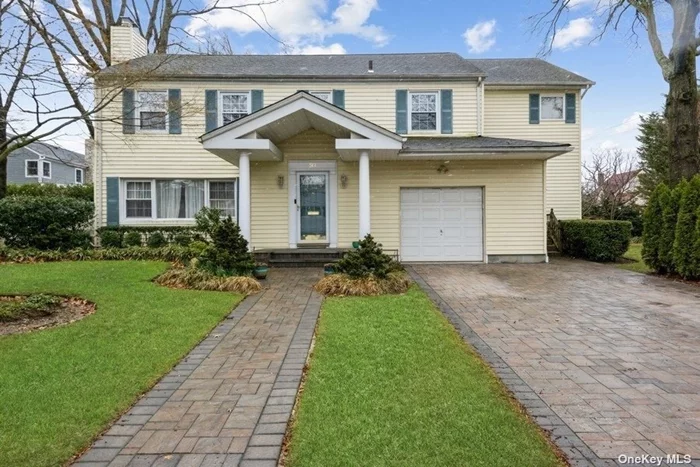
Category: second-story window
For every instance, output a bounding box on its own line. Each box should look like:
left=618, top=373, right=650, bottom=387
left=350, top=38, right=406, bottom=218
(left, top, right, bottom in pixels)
left=137, top=91, right=168, bottom=131
left=409, top=91, right=439, bottom=131
left=221, top=92, right=250, bottom=125
left=540, top=95, right=564, bottom=120
left=309, top=91, right=332, bottom=103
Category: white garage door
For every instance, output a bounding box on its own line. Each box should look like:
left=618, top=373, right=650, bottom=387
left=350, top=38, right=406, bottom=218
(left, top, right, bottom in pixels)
left=400, top=188, right=483, bottom=262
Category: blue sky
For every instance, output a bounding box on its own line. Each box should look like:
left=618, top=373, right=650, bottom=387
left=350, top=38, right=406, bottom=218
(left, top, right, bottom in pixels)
left=53, top=0, right=672, bottom=158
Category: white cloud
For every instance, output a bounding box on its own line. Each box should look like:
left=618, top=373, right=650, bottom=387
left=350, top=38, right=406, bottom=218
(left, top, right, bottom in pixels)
left=614, top=112, right=648, bottom=134
left=295, top=43, right=346, bottom=54
left=565, top=0, right=596, bottom=9
left=582, top=128, right=596, bottom=141
left=552, top=17, right=594, bottom=49
left=599, top=140, right=620, bottom=151
left=463, top=20, right=496, bottom=54
left=187, top=0, right=389, bottom=52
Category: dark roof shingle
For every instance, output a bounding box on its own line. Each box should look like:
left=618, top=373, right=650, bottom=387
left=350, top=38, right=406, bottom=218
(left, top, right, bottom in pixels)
left=469, top=58, right=594, bottom=85
left=403, top=136, right=571, bottom=152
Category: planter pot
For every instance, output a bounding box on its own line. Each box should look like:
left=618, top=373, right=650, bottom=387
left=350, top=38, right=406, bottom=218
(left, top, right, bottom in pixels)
left=352, top=241, right=360, bottom=249
left=323, top=265, right=336, bottom=276
left=253, top=266, right=269, bottom=280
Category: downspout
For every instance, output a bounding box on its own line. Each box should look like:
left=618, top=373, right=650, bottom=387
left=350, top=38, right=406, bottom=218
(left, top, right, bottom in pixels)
left=477, top=77, right=484, bottom=136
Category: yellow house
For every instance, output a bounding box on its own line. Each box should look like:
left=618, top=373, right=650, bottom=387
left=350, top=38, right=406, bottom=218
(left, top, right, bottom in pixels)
left=94, top=19, right=593, bottom=263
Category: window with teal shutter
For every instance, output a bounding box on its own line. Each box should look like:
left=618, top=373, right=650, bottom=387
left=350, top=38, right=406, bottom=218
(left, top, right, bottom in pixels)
left=168, top=89, right=181, bottom=134
left=440, top=89, right=453, bottom=134
left=332, top=89, right=345, bottom=109
left=565, top=93, right=576, bottom=123
left=395, top=89, right=408, bottom=134
left=122, top=89, right=135, bottom=134
left=106, top=177, right=120, bottom=226
left=529, top=94, right=540, bottom=124
left=251, top=90, right=264, bottom=112
left=205, top=90, right=218, bottom=132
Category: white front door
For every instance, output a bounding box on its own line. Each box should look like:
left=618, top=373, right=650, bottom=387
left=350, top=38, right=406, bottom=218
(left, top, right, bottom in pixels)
left=297, top=172, right=330, bottom=243
left=400, top=187, right=484, bottom=262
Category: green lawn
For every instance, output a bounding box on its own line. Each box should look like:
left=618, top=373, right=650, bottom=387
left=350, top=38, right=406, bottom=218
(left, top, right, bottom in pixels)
left=286, top=287, right=563, bottom=467
left=0, top=261, right=243, bottom=467
left=617, top=243, right=653, bottom=274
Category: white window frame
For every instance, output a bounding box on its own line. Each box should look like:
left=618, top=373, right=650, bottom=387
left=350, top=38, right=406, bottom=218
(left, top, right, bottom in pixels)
left=309, top=91, right=332, bottom=103
left=219, top=91, right=251, bottom=127
left=42, top=161, right=52, bottom=179
left=136, top=90, right=169, bottom=133
left=120, top=179, right=238, bottom=223
left=408, top=91, right=440, bottom=133
left=208, top=180, right=238, bottom=219
left=75, top=168, right=84, bottom=185
left=25, top=160, right=39, bottom=178
left=540, top=94, right=565, bottom=121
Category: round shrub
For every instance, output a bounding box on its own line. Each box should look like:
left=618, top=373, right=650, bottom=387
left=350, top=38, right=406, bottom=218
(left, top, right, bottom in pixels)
left=123, top=231, right=143, bottom=247
left=147, top=232, right=168, bottom=248
left=642, top=183, right=669, bottom=272
left=99, top=230, right=122, bottom=248
left=0, top=196, right=94, bottom=250
left=335, top=234, right=393, bottom=279
left=560, top=220, right=632, bottom=262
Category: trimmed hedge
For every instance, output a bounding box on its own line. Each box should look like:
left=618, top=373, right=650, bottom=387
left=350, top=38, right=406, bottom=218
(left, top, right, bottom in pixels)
left=560, top=220, right=632, bottom=262
left=96, top=226, right=200, bottom=248
left=0, top=196, right=94, bottom=250
left=7, top=184, right=93, bottom=201
left=0, top=245, right=198, bottom=264
left=644, top=176, right=700, bottom=279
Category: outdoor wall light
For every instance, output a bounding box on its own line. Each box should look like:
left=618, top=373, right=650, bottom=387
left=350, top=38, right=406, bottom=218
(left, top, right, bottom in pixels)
left=340, top=174, right=348, bottom=188
left=277, top=175, right=284, bottom=189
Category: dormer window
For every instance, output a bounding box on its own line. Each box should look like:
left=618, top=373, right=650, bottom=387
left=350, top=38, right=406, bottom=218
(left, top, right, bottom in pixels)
left=409, top=91, right=439, bottom=132
left=221, top=92, right=250, bottom=125
left=136, top=91, right=168, bottom=131
left=309, top=91, right=332, bottom=103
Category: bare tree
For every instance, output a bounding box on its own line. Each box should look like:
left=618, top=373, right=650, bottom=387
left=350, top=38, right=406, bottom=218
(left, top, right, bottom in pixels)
left=533, top=0, right=700, bottom=184
left=582, top=149, right=641, bottom=219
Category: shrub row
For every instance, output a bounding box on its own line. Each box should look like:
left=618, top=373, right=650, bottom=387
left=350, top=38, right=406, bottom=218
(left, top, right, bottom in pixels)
left=643, top=175, right=700, bottom=279
left=0, top=245, right=198, bottom=264
left=96, top=226, right=201, bottom=248
left=0, top=196, right=94, bottom=250
left=7, top=184, right=93, bottom=201
left=560, top=219, right=632, bottom=262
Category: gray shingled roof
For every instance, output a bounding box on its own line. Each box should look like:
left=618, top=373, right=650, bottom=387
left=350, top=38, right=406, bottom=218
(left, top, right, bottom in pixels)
left=99, top=53, right=484, bottom=79
left=403, top=136, right=571, bottom=152
left=469, top=58, right=594, bottom=86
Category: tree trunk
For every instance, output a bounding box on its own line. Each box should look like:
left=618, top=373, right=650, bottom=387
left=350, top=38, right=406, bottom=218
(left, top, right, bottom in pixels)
left=666, top=0, right=700, bottom=184
left=0, top=124, right=6, bottom=199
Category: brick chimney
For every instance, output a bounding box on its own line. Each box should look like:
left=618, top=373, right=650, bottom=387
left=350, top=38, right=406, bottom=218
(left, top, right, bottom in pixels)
left=110, top=17, right=147, bottom=65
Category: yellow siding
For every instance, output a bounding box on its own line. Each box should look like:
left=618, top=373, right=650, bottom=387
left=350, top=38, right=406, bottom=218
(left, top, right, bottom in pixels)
left=482, top=89, right=582, bottom=219
left=249, top=130, right=544, bottom=254
left=95, top=79, right=478, bottom=226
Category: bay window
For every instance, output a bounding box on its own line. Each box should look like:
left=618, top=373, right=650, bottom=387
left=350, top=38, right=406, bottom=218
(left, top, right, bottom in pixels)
left=123, top=179, right=237, bottom=221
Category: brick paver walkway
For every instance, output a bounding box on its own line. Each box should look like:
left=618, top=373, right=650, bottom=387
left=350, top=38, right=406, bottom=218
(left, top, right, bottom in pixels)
left=410, top=260, right=700, bottom=466
left=75, top=268, right=321, bottom=467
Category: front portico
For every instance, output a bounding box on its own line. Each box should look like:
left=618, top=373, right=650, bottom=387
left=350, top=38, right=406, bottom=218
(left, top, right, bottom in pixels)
left=200, top=91, right=572, bottom=263
left=201, top=92, right=403, bottom=248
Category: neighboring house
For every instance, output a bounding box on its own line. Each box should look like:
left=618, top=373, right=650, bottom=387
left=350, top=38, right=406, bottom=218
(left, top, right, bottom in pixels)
left=8, top=141, right=89, bottom=186
left=93, top=18, right=593, bottom=263
left=600, top=170, right=644, bottom=206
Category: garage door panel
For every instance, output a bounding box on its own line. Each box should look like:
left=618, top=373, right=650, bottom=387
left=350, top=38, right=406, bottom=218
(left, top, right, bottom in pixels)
left=400, top=187, right=484, bottom=262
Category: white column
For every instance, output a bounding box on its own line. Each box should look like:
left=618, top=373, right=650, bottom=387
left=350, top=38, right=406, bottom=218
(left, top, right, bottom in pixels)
left=238, top=152, right=251, bottom=245
left=358, top=150, right=371, bottom=238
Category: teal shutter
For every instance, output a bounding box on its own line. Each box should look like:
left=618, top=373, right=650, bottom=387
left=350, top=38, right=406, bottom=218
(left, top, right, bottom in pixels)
left=332, top=89, right=345, bottom=109
left=251, top=90, right=264, bottom=112
left=440, top=89, right=453, bottom=134
left=168, top=89, right=181, bottom=134
left=396, top=89, right=408, bottom=134
left=122, top=89, right=135, bottom=134
left=529, top=94, right=540, bottom=124
left=106, top=177, right=119, bottom=226
left=205, top=90, right=218, bottom=131
left=565, top=93, right=576, bottom=123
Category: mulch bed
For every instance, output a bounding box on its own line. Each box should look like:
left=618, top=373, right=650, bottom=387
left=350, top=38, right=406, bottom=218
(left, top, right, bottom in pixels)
left=0, top=296, right=96, bottom=336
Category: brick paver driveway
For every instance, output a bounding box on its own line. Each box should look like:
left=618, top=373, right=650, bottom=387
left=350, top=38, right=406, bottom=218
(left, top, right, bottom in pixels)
left=410, top=259, right=700, bottom=464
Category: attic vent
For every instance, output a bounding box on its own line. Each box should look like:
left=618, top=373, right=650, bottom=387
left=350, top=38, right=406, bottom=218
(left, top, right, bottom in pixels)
left=368, top=60, right=374, bottom=73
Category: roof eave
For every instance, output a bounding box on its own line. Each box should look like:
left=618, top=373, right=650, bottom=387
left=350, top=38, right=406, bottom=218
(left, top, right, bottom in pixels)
left=483, top=81, right=595, bottom=88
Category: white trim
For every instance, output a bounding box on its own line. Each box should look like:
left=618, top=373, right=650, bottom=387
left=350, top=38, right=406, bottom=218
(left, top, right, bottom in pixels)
left=358, top=151, right=370, bottom=238
left=41, top=160, right=52, bottom=179
left=135, top=90, right=169, bottom=133
left=408, top=90, right=440, bottom=134
left=539, top=94, right=565, bottom=121
left=119, top=178, right=238, bottom=224
left=25, top=160, right=39, bottom=178
left=219, top=91, right=251, bottom=127
left=75, top=168, right=84, bottom=185
left=287, top=160, right=338, bottom=248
